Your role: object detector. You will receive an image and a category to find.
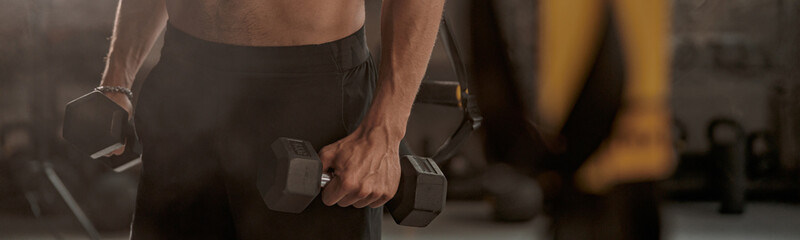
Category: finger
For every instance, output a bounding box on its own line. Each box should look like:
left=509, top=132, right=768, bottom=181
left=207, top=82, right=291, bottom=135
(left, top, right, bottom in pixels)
left=321, top=177, right=351, bottom=206
left=318, top=144, right=337, bottom=172
left=368, top=193, right=393, bottom=208
left=338, top=187, right=371, bottom=207
left=106, top=144, right=126, bottom=156
left=106, top=138, right=127, bottom=156
left=353, top=193, right=381, bottom=208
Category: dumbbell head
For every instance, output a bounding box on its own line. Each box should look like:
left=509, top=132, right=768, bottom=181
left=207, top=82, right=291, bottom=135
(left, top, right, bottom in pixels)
left=258, top=137, right=323, bottom=213
left=63, top=91, right=128, bottom=159
left=386, top=155, right=447, bottom=227
left=63, top=91, right=142, bottom=172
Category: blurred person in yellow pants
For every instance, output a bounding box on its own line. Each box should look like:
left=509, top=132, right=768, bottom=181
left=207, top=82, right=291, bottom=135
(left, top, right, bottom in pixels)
left=472, top=0, right=674, bottom=238
left=539, top=0, right=674, bottom=238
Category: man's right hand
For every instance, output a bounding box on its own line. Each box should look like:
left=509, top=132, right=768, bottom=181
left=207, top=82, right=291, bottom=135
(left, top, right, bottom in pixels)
left=102, top=90, right=134, bottom=156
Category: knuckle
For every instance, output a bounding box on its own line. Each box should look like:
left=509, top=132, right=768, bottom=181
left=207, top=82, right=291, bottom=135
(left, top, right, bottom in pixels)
left=384, top=191, right=396, bottom=200
left=340, top=179, right=358, bottom=192
left=356, top=188, right=371, bottom=199
left=370, top=198, right=387, bottom=208
left=356, top=200, right=372, bottom=209
left=379, top=194, right=392, bottom=203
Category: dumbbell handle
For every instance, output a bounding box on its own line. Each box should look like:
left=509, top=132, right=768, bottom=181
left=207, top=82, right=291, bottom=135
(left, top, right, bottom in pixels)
left=321, top=173, right=332, bottom=188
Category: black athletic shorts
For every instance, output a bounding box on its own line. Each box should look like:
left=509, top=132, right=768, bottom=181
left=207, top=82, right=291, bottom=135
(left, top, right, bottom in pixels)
left=132, top=23, right=381, bottom=239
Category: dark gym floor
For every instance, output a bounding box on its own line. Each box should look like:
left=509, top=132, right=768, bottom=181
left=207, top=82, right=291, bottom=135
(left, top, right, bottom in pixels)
left=1, top=201, right=799, bottom=239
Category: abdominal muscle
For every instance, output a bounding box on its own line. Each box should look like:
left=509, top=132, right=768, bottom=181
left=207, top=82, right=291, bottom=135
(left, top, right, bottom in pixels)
left=166, top=0, right=366, bottom=46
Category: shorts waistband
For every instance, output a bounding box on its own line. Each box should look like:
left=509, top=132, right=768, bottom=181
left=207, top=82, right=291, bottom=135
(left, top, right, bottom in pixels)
left=160, top=23, right=370, bottom=73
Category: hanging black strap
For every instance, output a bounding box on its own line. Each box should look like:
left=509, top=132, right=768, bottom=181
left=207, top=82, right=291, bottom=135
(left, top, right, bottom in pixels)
left=412, top=15, right=483, bottom=164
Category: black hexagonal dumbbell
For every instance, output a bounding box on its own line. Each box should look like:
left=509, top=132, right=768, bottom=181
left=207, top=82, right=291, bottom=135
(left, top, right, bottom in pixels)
left=258, top=137, right=447, bottom=227
left=63, top=91, right=142, bottom=172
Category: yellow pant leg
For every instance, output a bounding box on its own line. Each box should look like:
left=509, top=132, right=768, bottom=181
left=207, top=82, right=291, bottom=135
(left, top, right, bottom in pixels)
left=575, top=0, right=675, bottom=194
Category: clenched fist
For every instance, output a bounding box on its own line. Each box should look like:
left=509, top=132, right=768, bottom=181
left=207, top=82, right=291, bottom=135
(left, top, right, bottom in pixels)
left=319, top=126, right=401, bottom=208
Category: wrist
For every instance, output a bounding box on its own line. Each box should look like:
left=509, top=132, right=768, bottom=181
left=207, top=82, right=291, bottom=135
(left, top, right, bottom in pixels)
left=358, top=96, right=412, bottom=144
left=356, top=120, right=406, bottom=145
left=95, top=86, right=133, bottom=101
left=99, top=75, right=133, bottom=89
left=101, top=59, right=135, bottom=88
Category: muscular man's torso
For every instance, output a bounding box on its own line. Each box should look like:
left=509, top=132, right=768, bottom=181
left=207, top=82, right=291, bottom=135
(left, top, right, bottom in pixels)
left=166, top=0, right=365, bottom=46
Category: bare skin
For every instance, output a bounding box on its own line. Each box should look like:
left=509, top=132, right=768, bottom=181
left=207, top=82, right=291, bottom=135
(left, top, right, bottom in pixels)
left=100, top=0, right=445, bottom=209
left=167, top=0, right=365, bottom=46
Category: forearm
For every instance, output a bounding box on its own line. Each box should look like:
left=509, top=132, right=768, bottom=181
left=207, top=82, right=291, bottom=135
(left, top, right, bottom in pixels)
left=362, top=0, right=445, bottom=141
left=100, top=0, right=168, bottom=88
